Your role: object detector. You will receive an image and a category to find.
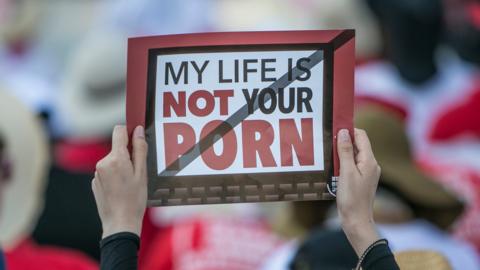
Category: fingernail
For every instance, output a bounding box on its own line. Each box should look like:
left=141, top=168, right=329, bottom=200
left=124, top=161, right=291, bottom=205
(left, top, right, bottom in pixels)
left=134, top=126, right=145, bottom=138
left=338, top=129, right=350, bottom=142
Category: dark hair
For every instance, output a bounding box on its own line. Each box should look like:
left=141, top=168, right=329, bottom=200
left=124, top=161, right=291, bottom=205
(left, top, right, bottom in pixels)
left=366, top=0, right=444, bottom=84
left=290, top=229, right=357, bottom=270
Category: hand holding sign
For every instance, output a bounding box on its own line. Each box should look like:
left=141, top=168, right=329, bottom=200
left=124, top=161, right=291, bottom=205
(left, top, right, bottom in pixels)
left=336, top=128, right=381, bottom=256
left=92, top=125, right=148, bottom=238
left=91, top=126, right=392, bottom=268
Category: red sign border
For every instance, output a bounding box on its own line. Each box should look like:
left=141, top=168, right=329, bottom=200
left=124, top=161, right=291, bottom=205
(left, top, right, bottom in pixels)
left=126, top=30, right=354, bottom=186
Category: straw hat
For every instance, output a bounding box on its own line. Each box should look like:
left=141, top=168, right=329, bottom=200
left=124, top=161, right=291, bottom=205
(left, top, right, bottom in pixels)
left=58, top=31, right=127, bottom=139
left=0, top=88, right=49, bottom=249
left=394, top=250, right=452, bottom=270
left=355, top=105, right=464, bottom=229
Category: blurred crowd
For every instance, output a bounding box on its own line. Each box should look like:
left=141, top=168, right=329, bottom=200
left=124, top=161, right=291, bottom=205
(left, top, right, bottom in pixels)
left=0, top=0, right=479, bottom=269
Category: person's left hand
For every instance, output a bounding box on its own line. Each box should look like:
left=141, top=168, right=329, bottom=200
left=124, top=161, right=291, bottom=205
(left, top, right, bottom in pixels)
left=336, top=128, right=381, bottom=256
left=92, top=125, right=148, bottom=238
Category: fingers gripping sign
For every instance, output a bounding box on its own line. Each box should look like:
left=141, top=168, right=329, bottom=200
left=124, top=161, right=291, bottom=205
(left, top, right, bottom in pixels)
left=92, top=125, right=148, bottom=238
left=336, top=128, right=382, bottom=256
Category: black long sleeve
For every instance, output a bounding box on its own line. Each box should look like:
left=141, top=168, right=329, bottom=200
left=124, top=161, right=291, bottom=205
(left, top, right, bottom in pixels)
left=361, top=243, right=400, bottom=270
left=100, top=232, right=140, bottom=270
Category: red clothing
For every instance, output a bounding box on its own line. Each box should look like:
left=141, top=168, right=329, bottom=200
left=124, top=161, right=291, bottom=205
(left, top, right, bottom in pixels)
left=54, top=140, right=110, bottom=173
left=5, top=238, right=98, bottom=270
left=141, top=216, right=283, bottom=270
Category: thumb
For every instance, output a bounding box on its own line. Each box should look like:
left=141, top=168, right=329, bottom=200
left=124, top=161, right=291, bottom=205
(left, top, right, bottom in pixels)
left=132, top=126, right=148, bottom=177
left=337, top=129, right=356, bottom=175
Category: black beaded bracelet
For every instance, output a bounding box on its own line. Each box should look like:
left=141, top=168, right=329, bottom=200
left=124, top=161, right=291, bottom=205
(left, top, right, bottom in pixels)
left=354, top=238, right=389, bottom=270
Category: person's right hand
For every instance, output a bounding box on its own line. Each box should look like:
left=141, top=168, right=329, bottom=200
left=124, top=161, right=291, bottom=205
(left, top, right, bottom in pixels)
left=92, top=125, right=148, bottom=239
left=336, top=128, right=382, bottom=256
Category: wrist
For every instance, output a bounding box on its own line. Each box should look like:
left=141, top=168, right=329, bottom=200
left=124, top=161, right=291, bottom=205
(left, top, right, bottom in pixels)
left=102, top=220, right=142, bottom=239
left=341, top=216, right=380, bottom=257
left=341, top=214, right=374, bottom=232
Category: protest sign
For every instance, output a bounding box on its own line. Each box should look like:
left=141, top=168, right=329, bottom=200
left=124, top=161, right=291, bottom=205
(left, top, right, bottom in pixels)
left=127, top=30, right=354, bottom=206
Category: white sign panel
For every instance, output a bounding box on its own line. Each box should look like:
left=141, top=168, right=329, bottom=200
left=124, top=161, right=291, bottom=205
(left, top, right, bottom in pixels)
left=154, top=50, right=324, bottom=176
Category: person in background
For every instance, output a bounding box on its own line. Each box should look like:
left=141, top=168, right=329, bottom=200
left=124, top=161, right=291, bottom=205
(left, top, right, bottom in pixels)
left=92, top=125, right=399, bottom=270
left=288, top=106, right=479, bottom=270
left=33, top=31, right=126, bottom=260
left=0, top=89, right=98, bottom=270
left=358, top=106, right=479, bottom=269
left=357, top=0, right=480, bottom=251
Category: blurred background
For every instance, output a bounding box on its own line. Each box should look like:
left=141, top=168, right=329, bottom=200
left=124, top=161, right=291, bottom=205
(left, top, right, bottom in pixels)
left=0, top=0, right=479, bottom=269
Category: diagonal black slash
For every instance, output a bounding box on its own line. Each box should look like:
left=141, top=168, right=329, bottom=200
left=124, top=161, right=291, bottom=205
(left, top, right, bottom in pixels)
left=158, top=49, right=324, bottom=180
